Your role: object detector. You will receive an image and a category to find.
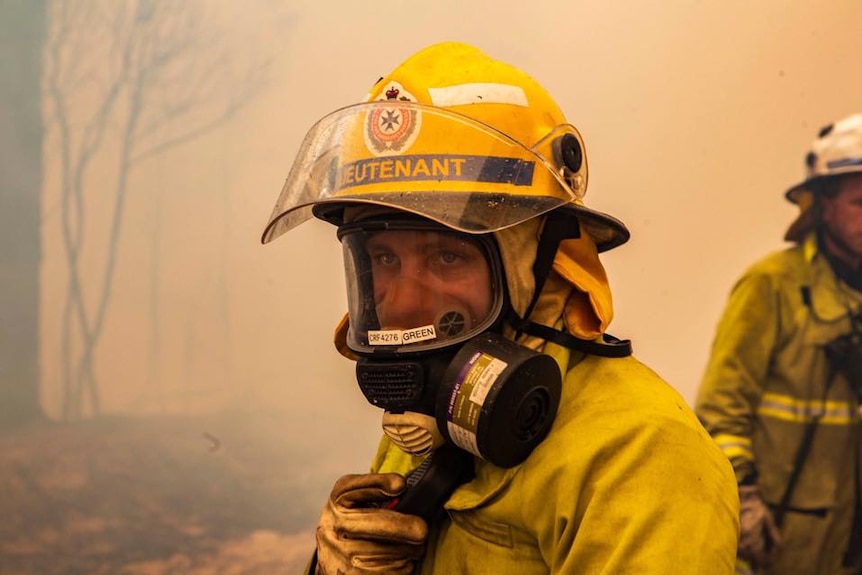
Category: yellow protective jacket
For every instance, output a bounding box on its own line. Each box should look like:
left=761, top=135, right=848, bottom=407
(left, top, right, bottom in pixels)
left=695, top=234, right=862, bottom=575
left=369, top=343, right=739, bottom=575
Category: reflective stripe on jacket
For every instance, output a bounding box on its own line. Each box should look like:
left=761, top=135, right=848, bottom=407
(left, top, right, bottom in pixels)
left=373, top=343, right=739, bottom=574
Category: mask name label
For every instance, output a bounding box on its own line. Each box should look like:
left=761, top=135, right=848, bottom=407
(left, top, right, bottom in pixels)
left=368, top=325, right=437, bottom=346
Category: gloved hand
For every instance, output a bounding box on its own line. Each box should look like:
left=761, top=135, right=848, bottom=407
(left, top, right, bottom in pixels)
left=738, top=485, right=782, bottom=568
left=316, top=473, right=428, bottom=575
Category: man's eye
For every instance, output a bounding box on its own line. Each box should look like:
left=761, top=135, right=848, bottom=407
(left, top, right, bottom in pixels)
left=372, top=252, right=398, bottom=266
left=437, top=251, right=462, bottom=265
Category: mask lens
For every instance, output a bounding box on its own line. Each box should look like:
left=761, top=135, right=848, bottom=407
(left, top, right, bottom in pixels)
left=339, top=221, right=503, bottom=354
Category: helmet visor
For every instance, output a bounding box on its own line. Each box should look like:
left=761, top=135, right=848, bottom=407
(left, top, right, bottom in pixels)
left=337, top=219, right=504, bottom=355
left=261, top=101, right=585, bottom=243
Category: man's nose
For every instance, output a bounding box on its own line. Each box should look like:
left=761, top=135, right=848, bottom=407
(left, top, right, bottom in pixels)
left=377, top=274, right=438, bottom=329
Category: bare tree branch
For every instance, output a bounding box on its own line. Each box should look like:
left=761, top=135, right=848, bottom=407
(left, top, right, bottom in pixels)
left=44, top=0, right=270, bottom=418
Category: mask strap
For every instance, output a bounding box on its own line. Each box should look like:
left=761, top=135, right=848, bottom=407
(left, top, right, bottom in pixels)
left=515, top=319, right=633, bottom=358
left=517, top=210, right=581, bottom=333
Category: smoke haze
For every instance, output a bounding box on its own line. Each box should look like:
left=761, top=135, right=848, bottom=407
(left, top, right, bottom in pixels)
left=3, top=1, right=862, bottom=572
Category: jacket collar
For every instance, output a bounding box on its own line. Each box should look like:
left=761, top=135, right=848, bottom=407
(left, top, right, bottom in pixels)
left=802, top=233, right=862, bottom=322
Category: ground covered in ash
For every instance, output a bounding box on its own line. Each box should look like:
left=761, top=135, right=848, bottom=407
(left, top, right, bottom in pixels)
left=0, top=411, right=359, bottom=575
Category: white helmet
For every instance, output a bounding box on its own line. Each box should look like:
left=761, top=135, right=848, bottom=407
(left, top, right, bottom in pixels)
left=785, top=113, right=862, bottom=242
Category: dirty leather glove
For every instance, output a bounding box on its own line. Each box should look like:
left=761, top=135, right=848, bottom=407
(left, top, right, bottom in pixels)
left=316, top=473, right=428, bottom=575
left=738, top=485, right=782, bottom=567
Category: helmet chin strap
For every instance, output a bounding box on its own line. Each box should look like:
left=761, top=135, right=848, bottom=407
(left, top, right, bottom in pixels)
left=510, top=210, right=633, bottom=358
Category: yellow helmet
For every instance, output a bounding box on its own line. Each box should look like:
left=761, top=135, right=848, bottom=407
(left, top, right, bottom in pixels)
left=784, top=113, right=862, bottom=242
left=261, top=41, right=628, bottom=252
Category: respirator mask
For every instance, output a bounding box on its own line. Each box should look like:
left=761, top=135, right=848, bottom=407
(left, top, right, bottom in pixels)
left=337, top=216, right=562, bottom=468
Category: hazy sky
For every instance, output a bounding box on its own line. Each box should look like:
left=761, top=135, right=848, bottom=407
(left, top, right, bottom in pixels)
left=36, top=0, right=862, bottom=469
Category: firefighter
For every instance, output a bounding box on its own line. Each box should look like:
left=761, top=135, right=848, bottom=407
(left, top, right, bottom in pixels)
left=696, top=113, right=862, bottom=575
left=264, top=41, right=739, bottom=575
